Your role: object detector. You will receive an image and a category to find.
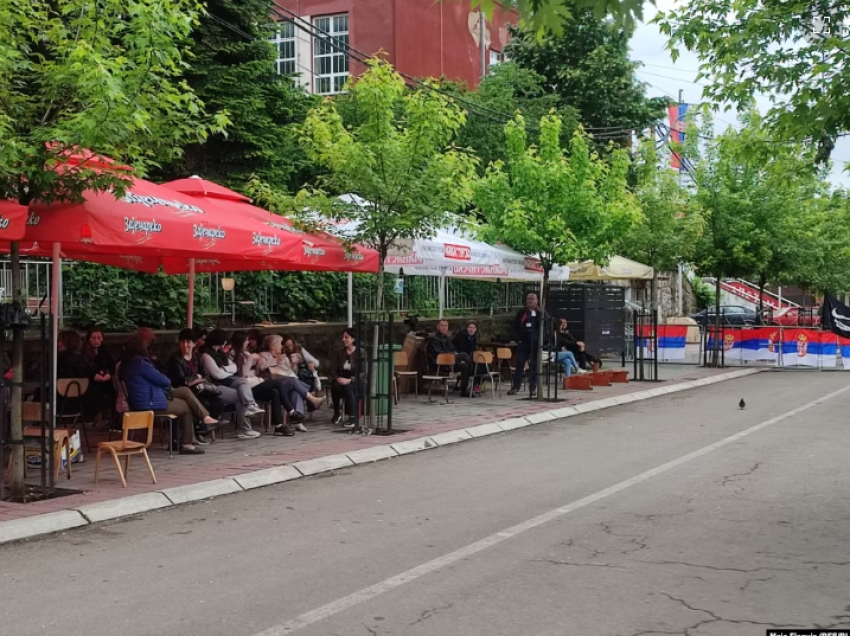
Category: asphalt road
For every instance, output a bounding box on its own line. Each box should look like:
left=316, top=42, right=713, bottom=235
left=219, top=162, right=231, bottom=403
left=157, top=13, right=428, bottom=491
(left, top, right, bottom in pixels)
left=2, top=371, right=850, bottom=636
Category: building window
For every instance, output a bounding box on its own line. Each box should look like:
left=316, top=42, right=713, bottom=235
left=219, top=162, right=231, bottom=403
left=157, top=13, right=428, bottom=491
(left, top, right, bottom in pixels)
left=272, top=21, right=296, bottom=75
left=489, top=49, right=502, bottom=69
left=313, top=14, right=349, bottom=95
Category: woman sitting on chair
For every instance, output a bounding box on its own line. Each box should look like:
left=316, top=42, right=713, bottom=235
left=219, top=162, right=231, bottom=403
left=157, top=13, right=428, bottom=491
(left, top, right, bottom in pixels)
left=452, top=320, right=483, bottom=396
left=83, top=327, right=115, bottom=424
left=118, top=335, right=218, bottom=455
left=330, top=328, right=365, bottom=428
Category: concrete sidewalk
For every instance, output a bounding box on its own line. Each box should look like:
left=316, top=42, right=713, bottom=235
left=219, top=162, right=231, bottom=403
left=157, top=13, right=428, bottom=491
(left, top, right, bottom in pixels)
left=0, top=365, right=758, bottom=544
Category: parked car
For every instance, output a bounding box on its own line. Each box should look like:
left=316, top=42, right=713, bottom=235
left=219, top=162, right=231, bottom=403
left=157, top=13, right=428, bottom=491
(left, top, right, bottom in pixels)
left=689, top=305, right=760, bottom=326
left=767, top=306, right=822, bottom=327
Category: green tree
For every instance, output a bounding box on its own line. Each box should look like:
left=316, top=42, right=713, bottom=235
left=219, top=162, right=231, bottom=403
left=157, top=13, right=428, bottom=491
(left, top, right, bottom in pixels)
left=621, top=139, right=705, bottom=313
left=453, top=0, right=648, bottom=33
left=657, top=1, right=850, bottom=161
left=256, top=60, right=478, bottom=428
left=505, top=13, right=667, bottom=144
left=0, top=0, right=224, bottom=499
left=443, top=63, right=577, bottom=172
left=474, top=113, right=639, bottom=387
left=153, top=0, right=319, bottom=192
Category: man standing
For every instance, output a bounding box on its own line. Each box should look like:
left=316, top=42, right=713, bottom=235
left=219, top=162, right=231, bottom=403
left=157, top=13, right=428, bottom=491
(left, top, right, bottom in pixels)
left=427, top=319, right=473, bottom=397
left=508, top=293, right=545, bottom=398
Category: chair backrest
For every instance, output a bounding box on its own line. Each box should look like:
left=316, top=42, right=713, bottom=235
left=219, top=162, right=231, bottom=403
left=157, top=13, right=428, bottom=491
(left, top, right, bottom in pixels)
left=394, top=351, right=409, bottom=367
left=122, top=411, right=155, bottom=447
left=473, top=351, right=493, bottom=365
left=435, top=353, right=456, bottom=367
left=22, top=401, right=49, bottom=423
left=57, top=378, right=89, bottom=398
left=496, top=348, right=512, bottom=360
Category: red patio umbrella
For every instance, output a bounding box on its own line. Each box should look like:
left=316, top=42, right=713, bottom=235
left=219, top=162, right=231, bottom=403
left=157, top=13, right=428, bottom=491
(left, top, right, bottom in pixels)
left=160, top=177, right=380, bottom=274
left=0, top=201, right=29, bottom=242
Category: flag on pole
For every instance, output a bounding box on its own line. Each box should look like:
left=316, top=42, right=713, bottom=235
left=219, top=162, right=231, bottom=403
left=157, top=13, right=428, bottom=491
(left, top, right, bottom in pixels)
left=668, top=103, right=689, bottom=171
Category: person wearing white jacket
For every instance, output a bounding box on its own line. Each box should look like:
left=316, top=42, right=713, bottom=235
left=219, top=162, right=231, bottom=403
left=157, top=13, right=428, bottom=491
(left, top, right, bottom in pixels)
left=201, top=329, right=263, bottom=439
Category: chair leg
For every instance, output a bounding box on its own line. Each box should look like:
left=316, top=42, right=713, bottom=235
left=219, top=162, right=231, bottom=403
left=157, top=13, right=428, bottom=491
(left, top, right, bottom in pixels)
left=108, top=449, right=127, bottom=488
left=63, top=438, right=72, bottom=479
left=124, top=454, right=130, bottom=478
left=142, top=449, right=157, bottom=485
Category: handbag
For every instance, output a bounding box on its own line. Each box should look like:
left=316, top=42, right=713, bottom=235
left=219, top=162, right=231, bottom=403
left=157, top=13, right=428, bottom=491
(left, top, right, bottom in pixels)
left=193, top=381, right=221, bottom=397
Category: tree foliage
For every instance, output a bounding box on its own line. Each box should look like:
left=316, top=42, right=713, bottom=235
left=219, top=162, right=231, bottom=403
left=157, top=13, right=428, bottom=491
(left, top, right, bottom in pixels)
left=457, top=0, right=648, bottom=34
left=474, top=113, right=640, bottom=281
left=657, top=0, right=850, bottom=160
left=505, top=12, right=667, bottom=144
left=620, top=139, right=705, bottom=305
left=153, top=0, right=319, bottom=193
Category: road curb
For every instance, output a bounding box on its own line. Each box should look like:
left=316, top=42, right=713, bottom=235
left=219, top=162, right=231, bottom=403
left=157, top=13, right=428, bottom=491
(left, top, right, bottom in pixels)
left=0, top=367, right=761, bottom=545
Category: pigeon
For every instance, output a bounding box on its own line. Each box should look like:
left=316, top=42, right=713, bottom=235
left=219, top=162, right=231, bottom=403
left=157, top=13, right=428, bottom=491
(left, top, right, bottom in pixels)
left=739, top=398, right=746, bottom=410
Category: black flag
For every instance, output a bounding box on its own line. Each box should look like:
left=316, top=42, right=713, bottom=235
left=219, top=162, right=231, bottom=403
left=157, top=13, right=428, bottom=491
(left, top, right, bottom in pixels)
left=821, top=294, right=850, bottom=337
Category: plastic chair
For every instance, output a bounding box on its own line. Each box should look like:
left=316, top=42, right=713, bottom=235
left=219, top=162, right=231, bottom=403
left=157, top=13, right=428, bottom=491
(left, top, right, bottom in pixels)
left=422, top=353, right=456, bottom=404
left=472, top=351, right=502, bottom=399
left=57, top=378, right=90, bottom=452
left=95, top=411, right=157, bottom=488
left=393, top=351, right=419, bottom=403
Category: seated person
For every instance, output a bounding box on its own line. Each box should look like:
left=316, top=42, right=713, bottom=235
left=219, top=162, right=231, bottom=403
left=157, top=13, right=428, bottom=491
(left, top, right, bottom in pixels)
left=200, top=329, right=263, bottom=439
left=330, top=328, right=365, bottom=428
left=556, top=319, right=601, bottom=371
left=251, top=335, right=323, bottom=425
left=83, top=327, right=116, bottom=424
left=167, top=328, right=231, bottom=432
left=427, top=319, right=472, bottom=397
left=118, top=335, right=219, bottom=455
left=56, top=330, right=94, bottom=417
left=551, top=319, right=584, bottom=377
left=452, top=320, right=483, bottom=396
left=284, top=337, right=322, bottom=394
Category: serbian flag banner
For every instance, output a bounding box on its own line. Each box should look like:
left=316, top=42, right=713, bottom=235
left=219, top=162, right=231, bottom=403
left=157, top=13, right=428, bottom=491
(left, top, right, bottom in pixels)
left=838, top=336, right=850, bottom=370
left=640, top=325, right=687, bottom=361
left=668, top=103, right=689, bottom=171
left=780, top=329, right=837, bottom=367
left=738, top=327, right=781, bottom=361
left=705, top=328, right=744, bottom=361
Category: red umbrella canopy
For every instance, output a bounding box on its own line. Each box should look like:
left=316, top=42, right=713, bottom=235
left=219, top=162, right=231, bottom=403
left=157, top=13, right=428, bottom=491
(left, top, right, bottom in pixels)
left=160, top=177, right=379, bottom=274
left=0, top=201, right=29, bottom=242
left=19, top=175, right=305, bottom=268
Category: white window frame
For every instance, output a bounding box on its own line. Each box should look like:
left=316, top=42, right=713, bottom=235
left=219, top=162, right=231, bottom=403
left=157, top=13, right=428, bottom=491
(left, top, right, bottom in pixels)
left=313, top=13, right=349, bottom=95
left=272, top=21, right=296, bottom=76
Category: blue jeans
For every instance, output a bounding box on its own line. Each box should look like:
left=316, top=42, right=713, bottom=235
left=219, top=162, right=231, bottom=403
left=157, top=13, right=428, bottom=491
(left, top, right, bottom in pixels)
left=555, top=351, right=579, bottom=377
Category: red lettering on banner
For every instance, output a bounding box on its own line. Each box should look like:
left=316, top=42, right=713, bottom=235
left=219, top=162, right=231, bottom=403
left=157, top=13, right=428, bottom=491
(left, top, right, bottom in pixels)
left=444, top=244, right=471, bottom=261
left=524, top=257, right=543, bottom=273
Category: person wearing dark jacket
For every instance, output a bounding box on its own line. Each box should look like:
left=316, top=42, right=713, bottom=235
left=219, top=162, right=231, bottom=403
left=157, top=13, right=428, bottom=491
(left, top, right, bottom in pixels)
left=452, top=320, right=482, bottom=395
left=331, top=328, right=366, bottom=428
left=428, top=319, right=474, bottom=397
left=167, top=328, right=228, bottom=420
left=508, top=293, right=547, bottom=397
left=556, top=319, right=600, bottom=371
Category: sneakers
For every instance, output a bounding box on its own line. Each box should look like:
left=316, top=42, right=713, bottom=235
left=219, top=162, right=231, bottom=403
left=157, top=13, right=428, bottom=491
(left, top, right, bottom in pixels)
left=179, top=446, right=205, bottom=455
left=238, top=430, right=261, bottom=439
left=507, top=388, right=519, bottom=396
left=530, top=388, right=538, bottom=399
left=343, top=417, right=357, bottom=429
left=274, top=424, right=295, bottom=437
left=576, top=368, right=588, bottom=375
left=295, top=423, right=308, bottom=433
left=245, top=404, right=264, bottom=418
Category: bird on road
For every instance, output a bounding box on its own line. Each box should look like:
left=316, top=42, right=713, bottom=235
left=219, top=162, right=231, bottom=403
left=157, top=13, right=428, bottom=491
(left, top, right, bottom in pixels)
left=739, top=398, right=746, bottom=410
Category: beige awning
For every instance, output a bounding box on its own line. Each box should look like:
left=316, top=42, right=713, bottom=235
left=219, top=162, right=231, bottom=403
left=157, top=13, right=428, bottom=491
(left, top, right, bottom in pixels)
left=567, top=255, right=654, bottom=281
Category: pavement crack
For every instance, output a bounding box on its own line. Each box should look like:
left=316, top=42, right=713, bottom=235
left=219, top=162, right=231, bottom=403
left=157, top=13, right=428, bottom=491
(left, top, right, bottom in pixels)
left=536, top=558, right=625, bottom=569
left=721, top=462, right=762, bottom=493
left=635, top=558, right=794, bottom=573
left=803, top=560, right=850, bottom=566
left=739, top=576, right=774, bottom=592
left=408, top=603, right=454, bottom=627
left=597, top=522, right=649, bottom=555
left=659, top=592, right=805, bottom=634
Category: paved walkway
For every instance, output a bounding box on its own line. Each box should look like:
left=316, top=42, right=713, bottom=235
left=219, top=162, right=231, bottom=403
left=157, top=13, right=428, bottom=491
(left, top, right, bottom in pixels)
left=0, top=365, right=733, bottom=529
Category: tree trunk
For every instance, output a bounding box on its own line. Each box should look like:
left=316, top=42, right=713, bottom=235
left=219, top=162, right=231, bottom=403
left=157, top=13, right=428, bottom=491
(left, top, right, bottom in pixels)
left=712, top=273, right=722, bottom=367
left=536, top=269, right=549, bottom=401
left=8, top=242, right=24, bottom=500
left=368, top=260, right=384, bottom=431
left=651, top=271, right=658, bottom=322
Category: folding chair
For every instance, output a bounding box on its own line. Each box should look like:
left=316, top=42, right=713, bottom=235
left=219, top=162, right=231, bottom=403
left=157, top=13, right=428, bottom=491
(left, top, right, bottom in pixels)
left=393, top=351, right=419, bottom=404
left=56, top=378, right=90, bottom=452
left=95, top=411, right=157, bottom=488
left=422, top=353, right=456, bottom=404
left=472, top=351, right=502, bottom=399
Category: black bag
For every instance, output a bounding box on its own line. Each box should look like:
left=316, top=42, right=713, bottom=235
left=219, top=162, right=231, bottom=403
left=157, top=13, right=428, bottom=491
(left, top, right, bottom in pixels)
left=193, top=382, right=221, bottom=398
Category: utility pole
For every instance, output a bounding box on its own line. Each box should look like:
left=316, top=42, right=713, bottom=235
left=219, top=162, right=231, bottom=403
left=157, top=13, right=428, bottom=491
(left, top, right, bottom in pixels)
left=479, top=11, right=487, bottom=79
left=675, top=88, right=685, bottom=317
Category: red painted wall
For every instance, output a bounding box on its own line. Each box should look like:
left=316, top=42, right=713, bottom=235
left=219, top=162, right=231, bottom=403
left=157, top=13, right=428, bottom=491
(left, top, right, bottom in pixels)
left=275, top=0, right=518, bottom=88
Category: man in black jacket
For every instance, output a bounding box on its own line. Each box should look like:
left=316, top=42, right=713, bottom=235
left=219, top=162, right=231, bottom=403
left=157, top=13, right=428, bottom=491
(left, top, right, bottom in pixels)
left=508, top=293, right=546, bottom=397
left=427, top=319, right=473, bottom=397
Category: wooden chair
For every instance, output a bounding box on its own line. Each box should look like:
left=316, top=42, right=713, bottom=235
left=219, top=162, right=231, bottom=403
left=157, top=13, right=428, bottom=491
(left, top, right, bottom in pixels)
left=95, top=411, right=157, bottom=488
left=21, top=402, right=73, bottom=481
left=116, top=380, right=177, bottom=457
left=57, top=378, right=90, bottom=452
left=472, top=351, right=502, bottom=399
left=393, top=351, right=419, bottom=404
left=422, top=353, right=456, bottom=404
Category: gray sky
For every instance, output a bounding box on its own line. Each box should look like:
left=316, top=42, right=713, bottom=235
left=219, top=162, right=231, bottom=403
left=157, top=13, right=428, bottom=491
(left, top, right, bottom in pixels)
left=630, top=0, right=850, bottom=187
